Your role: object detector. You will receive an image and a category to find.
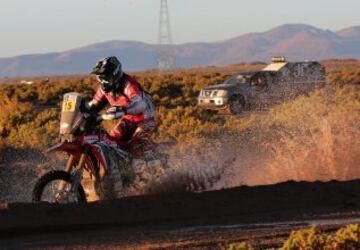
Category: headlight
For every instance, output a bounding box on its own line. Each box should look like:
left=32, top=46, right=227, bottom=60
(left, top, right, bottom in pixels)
left=200, top=90, right=212, bottom=97
left=215, top=90, right=228, bottom=97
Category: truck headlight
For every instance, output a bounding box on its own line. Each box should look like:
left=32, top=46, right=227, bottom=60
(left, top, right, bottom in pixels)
left=215, top=90, right=228, bottom=97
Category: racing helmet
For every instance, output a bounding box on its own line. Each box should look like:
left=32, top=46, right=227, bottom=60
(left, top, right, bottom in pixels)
left=91, top=56, right=123, bottom=93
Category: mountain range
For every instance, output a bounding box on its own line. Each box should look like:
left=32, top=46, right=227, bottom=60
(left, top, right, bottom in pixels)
left=1, top=24, right=360, bottom=77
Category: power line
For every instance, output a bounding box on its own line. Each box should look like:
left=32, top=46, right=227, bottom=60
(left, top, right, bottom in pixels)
left=157, top=0, right=176, bottom=70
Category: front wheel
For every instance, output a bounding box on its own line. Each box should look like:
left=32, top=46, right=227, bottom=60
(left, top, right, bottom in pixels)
left=32, top=170, right=87, bottom=203
left=226, top=95, right=245, bottom=115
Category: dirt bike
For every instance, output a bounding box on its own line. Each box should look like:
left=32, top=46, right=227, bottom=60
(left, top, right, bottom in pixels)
left=32, top=92, right=167, bottom=203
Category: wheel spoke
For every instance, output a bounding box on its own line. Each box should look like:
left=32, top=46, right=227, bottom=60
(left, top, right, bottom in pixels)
left=41, top=180, right=76, bottom=203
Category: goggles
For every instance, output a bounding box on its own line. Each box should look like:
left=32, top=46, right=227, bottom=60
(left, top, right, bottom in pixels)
left=97, top=75, right=110, bottom=83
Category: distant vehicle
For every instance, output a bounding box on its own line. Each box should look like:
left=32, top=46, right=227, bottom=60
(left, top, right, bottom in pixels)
left=20, top=80, right=34, bottom=85
left=197, top=57, right=326, bottom=114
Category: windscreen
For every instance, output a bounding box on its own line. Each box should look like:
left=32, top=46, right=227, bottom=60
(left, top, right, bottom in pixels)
left=59, top=93, right=83, bottom=135
left=224, top=74, right=252, bottom=85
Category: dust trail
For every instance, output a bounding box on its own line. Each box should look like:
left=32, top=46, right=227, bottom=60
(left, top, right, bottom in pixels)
left=141, top=138, right=239, bottom=195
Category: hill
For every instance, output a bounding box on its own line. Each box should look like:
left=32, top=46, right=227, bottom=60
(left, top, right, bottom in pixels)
left=1, top=24, right=360, bottom=77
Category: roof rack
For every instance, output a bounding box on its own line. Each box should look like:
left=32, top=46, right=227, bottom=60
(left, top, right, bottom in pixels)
left=272, top=56, right=287, bottom=63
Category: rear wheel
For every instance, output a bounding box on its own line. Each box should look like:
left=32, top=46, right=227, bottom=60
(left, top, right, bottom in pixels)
left=32, top=170, right=86, bottom=203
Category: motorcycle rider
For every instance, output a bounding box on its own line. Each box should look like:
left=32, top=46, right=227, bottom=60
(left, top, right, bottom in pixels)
left=88, top=56, right=157, bottom=157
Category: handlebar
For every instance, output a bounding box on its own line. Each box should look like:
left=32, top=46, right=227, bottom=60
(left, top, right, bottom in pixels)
left=99, top=111, right=125, bottom=121
left=80, top=100, right=125, bottom=123
left=93, top=111, right=126, bottom=123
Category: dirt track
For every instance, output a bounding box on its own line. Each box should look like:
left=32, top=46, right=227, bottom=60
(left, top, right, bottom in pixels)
left=1, top=180, right=360, bottom=249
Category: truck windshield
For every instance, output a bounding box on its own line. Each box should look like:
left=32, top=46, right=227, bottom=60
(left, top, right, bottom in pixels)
left=224, top=74, right=252, bottom=84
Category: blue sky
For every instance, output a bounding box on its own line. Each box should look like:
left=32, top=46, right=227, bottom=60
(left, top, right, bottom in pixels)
left=0, top=0, right=359, bottom=57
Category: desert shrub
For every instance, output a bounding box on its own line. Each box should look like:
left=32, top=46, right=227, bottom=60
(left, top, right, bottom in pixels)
left=0, top=62, right=358, bottom=193
left=225, top=225, right=360, bottom=250
left=6, top=123, right=54, bottom=148
left=282, top=227, right=328, bottom=250
left=282, top=224, right=360, bottom=250
left=227, top=242, right=254, bottom=250
left=322, top=59, right=360, bottom=75
left=330, top=224, right=360, bottom=250
left=328, top=71, right=360, bottom=86
left=0, top=60, right=358, bottom=152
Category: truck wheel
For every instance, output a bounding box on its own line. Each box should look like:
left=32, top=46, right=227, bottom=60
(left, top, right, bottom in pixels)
left=227, top=95, right=245, bottom=115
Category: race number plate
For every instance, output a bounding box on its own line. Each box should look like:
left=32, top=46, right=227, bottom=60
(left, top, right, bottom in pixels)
left=62, top=99, right=76, bottom=112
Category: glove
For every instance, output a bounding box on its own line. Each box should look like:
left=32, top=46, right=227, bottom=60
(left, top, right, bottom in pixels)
left=106, top=106, right=127, bottom=114
left=101, top=106, right=127, bottom=120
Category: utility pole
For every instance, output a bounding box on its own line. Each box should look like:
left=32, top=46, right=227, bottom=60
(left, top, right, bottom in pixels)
left=157, top=0, right=176, bottom=70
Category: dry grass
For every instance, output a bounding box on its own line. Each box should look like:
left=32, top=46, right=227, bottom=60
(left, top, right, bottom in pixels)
left=0, top=61, right=359, bottom=200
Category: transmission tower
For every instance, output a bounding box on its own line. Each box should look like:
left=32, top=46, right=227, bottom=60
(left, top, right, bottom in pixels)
left=157, top=0, right=176, bottom=70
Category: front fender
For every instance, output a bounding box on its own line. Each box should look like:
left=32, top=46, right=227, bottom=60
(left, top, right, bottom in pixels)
left=43, top=143, right=66, bottom=155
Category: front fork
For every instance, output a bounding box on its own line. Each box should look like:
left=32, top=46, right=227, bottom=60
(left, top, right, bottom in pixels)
left=58, top=150, right=88, bottom=192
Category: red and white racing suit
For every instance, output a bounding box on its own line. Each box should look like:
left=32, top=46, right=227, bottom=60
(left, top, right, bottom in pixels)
left=89, top=75, right=156, bottom=155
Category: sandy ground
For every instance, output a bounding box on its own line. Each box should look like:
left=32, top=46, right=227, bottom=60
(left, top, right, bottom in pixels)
left=0, top=179, right=360, bottom=249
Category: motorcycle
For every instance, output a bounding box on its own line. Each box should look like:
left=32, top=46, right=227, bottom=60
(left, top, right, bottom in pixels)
left=32, top=92, right=167, bottom=203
